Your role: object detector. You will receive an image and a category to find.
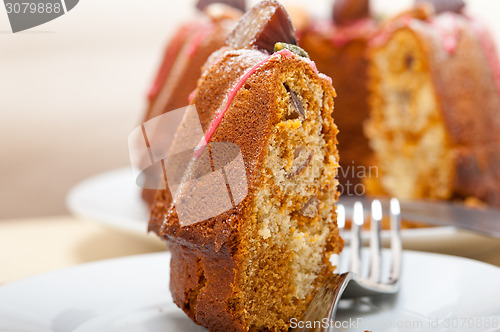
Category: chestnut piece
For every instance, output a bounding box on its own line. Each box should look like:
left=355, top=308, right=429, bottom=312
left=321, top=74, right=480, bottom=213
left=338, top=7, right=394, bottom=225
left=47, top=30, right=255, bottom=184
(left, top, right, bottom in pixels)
left=284, top=84, right=306, bottom=120
left=226, top=0, right=297, bottom=54
left=300, top=196, right=319, bottom=217
left=287, top=147, right=313, bottom=178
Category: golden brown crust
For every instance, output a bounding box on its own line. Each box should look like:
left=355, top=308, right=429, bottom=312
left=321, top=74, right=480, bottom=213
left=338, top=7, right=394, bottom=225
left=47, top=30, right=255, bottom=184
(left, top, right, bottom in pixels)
left=148, top=187, right=171, bottom=235
left=159, top=48, right=334, bottom=243
left=168, top=241, right=246, bottom=331
left=157, top=50, right=269, bottom=248
left=414, top=17, right=500, bottom=205
left=151, top=49, right=340, bottom=331
left=144, top=19, right=235, bottom=122
left=367, top=13, right=500, bottom=206
left=141, top=15, right=239, bottom=207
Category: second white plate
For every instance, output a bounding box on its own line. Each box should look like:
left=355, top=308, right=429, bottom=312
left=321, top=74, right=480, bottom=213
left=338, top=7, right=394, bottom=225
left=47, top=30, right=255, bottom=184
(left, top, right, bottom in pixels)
left=66, top=168, right=456, bottom=242
left=66, top=167, right=150, bottom=234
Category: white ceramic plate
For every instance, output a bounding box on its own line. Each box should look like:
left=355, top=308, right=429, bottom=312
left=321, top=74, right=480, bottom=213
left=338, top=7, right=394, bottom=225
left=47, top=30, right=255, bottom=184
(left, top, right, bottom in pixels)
left=0, top=251, right=499, bottom=332
left=66, top=168, right=456, bottom=241
left=66, top=168, right=150, bottom=234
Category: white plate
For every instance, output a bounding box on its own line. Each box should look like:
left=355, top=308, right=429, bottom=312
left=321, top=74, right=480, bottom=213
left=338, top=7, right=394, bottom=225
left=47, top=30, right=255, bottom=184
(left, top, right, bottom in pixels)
left=66, top=168, right=456, bottom=241
left=66, top=168, right=150, bottom=234
left=0, top=251, right=499, bottom=332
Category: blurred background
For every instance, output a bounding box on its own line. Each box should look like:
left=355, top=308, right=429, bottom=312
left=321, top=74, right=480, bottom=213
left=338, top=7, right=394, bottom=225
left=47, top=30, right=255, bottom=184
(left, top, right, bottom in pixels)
left=1, top=0, right=499, bottom=219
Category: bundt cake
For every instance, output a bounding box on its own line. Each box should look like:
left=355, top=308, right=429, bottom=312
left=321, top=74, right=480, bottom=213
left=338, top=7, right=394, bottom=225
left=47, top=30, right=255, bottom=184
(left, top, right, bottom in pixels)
left=300, top=0, right=378, bottom=193
left=141, top=0, right=245, bottom=205
left=365, top=0, right=500, bottom=206
left=149, top=1, right=344, bottom=331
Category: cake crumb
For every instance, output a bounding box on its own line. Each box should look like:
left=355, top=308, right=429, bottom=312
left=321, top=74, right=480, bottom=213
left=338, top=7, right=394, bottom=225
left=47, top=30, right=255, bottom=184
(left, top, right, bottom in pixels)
left=258, top=226, right=271, bottom=239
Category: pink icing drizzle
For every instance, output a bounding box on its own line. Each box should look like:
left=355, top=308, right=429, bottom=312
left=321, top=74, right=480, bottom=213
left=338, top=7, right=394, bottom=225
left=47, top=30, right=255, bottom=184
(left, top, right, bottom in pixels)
left=368, top=11, right=499, bottom=93
left=147, top=23, right=199, bottom=100
left=319, top=73, right=332, bottom=85
left=306, top=58, right=319, bottom=73
left=370, top=15, right=413, bottom=48
left=188, top=89, right=197, bottom=104
left=186, top=22, right=215, bottom=58
left=194, top=49, right=294, bottom=158
left=371, top=13, right=461, bottom=55
left=429, top=13, right=461, bottom=54
left=331, top=18, right=378, bottom=47
left=147, top=20, right=214, bottom=101
left=469, top=17, right=500, bottom=95
left=309, top=18, right=378, bottom=48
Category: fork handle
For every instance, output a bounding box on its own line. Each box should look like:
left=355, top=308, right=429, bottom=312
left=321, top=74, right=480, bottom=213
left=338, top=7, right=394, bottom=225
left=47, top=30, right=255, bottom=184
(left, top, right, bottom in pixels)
left=290, top=272, right=352, bottom=332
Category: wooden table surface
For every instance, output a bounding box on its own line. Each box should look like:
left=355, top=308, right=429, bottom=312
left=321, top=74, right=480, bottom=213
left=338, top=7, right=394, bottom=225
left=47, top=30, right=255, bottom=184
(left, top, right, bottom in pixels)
left=0, top=216, right=165, bottom=285
left=1, top=216, right=500, bottom=285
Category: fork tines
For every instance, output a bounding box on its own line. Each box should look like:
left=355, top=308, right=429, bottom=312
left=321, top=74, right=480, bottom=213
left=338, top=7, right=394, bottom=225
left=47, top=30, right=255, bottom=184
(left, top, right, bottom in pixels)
left=336, top=198, right=402, bottom=295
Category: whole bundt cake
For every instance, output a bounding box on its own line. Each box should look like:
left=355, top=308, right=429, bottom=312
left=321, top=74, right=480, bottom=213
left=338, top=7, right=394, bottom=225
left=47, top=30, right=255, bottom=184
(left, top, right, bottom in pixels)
left=365, top=0, right=500, bottom=206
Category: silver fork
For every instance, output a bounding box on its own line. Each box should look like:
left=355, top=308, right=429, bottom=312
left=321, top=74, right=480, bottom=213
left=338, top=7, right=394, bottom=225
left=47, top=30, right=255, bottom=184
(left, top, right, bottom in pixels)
left=291, top=198, right=403, bottom=332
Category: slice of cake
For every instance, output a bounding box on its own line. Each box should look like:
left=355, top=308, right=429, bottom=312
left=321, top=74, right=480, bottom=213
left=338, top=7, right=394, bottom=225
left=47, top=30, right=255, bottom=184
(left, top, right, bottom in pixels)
left=149, top=1, right=344, bottom=331
left=365, top=1, right=500, bottom=206
left=141, top=1, right=245, bottom=205
left=300, top=0, right=378, bottom=193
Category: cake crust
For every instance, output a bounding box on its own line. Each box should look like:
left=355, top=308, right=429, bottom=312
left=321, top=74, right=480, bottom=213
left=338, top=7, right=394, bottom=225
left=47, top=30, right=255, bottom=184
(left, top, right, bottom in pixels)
left=150, top=48, right=342, bottom=331
left=141, top=9, right=242, bottom=206
left=366, top=12, right=500, bottom=206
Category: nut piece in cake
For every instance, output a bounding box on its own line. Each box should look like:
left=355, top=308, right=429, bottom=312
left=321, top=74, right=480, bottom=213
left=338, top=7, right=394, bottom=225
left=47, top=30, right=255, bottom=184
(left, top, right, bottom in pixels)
left=226, top=0, right=297, bottom=54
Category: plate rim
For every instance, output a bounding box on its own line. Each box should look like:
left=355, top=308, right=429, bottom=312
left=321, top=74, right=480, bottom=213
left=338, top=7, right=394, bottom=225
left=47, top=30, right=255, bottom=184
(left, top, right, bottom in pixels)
left=66, top=167, right=150, bottom=234
left=65, top=168, right=457, bottom=240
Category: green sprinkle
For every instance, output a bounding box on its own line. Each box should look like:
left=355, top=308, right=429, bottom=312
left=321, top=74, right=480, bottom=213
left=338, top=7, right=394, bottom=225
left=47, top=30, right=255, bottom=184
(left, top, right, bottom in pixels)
left=274, top=42, right=310, bottom=59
